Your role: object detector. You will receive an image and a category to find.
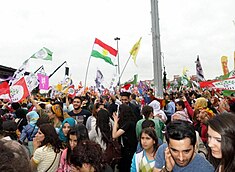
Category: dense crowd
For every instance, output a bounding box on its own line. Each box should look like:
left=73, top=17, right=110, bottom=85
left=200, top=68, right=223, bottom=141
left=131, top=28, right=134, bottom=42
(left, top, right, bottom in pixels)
left=0, top=88, right=235, bottom=172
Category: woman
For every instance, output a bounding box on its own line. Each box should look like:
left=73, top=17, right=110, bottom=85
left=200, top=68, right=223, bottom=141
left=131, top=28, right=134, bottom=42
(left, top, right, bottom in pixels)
left=48, top=104, right=64, bottom=133
left=31, top=123, right=62, bottom=172
left=58, top=117, right=76, bottom=148
left=207, top=113, right=235, bottom=172
left=57, top=124, right=89, bottom=172
left=89, top=109, right=112, bottom=150
left=112, top=104, right=138, bottom=172
left=86, top=103, right=105, bottom=132
left=131, top=128, right=159, bottom=172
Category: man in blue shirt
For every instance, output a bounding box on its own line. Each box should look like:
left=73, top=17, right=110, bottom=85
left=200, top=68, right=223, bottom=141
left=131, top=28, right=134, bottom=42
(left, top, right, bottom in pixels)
left=153, top=120, right=214, bottom=172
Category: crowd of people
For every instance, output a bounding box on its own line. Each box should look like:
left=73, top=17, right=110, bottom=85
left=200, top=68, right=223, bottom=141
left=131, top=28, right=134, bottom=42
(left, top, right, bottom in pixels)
left=0, top=88, right=235, bottom=172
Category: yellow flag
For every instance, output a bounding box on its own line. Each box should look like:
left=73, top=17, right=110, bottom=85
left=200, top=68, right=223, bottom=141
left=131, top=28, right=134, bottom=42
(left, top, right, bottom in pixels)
left=130, top=37, right=142, bottom=65
left=221, top=56, right=229, bottom=75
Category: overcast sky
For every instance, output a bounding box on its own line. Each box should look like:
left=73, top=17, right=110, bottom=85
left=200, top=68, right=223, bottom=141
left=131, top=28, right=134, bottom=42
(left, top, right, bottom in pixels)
left=0, top=0, right=234, bottom=87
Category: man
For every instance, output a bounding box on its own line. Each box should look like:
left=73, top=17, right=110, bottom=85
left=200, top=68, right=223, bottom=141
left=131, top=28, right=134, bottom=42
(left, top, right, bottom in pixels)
left=136, top=105, right=164, bottom=141
left=164, top=93, right=175, bottom=124
left=68, top=96, right=91, bottom=125
left=153, top=120, right=214, bottom=172
left=119, top=92, right=142, bottom=120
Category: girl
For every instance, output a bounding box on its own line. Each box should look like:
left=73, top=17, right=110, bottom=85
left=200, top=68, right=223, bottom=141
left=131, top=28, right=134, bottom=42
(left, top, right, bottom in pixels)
left=58, top=117, right=76, bottom=148
left=31, top=123, right=62, bottom=172
left=57, top=124, right=89, bottom=172
left=207, top=113, right=235, bottom=172
left=131, top=128, right=159, bottom=172
left=48, top=104, right=64, bottom=133
left=112, top=104, right=138, bottom=172
left=89, top=109, right=112, bottom=151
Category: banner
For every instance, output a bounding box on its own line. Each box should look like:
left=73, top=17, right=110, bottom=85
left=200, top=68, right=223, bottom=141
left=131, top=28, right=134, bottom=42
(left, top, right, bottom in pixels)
left=0, top=81, right=10, bottom=100
left=10, top=77, right=30, bottom=102
left=37, top=73, right=49, bottom=90
left=25, top=73, right=39, bottom=92
left=199, top=77, right=235, bottom=90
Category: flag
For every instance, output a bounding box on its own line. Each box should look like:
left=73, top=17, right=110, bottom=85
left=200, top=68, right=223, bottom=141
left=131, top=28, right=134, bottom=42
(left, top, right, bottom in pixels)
left=124, top=74, right=138, bottom=85
left=9, top=59, right=29, bottom=85
left=95, top=69, right=104, bottom=89
left=30, top=47, right=53, bottom=61
left=195, top=56, right=205, bottom=81
left=130, top=37, right=142, bottom=65
left=91, top=38, right=118, bottom=65
left=10, top=77, right=30, bottom=102
left=66, top=85, right=76, bottom=98
left=25, top=73, right=39, bottom=92
left=37, top=73, right=49, bottom=90
left=221, top=56, right=229, bottom=75
left=0, top=82, right=10, bottom=100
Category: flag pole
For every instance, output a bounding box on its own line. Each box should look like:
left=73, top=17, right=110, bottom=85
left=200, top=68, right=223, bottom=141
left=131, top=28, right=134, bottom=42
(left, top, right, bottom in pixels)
left=49, top=61, right=67, bottom=78
left=119, top=54, right=131, bottom=82
left=84, top=41, right=95, bottom=88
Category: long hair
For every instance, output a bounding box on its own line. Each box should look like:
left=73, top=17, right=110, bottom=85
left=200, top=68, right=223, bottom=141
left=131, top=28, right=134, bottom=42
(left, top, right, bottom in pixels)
left=140, top=128, right=159, bottom=154
left=39, top=123, right=61, bottom=153
left=207, top=113, right=235, bottom=172
left=96, top=109, right=111, bottom=144
left=118, top=104, right=137, bottom=127
left=66, top=124, right=89, bottom=163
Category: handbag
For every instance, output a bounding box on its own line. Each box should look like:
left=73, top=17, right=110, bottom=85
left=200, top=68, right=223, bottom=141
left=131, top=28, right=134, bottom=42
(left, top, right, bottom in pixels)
left=102, top=132, right=121, bottom=166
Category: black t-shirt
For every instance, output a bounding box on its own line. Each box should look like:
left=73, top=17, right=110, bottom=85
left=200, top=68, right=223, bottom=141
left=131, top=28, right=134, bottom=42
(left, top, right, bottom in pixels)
left=120, top=121, right=138, bottom=151
left=68, top=109, right=91, bottom=125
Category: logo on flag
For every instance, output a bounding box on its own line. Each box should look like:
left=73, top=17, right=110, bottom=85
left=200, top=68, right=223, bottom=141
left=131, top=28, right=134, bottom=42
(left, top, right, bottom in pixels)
left=10, top=77, right=30, bottom=102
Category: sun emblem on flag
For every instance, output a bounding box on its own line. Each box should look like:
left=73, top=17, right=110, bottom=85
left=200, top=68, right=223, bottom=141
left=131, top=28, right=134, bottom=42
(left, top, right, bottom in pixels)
left=102, top=49, right=108, bottom=56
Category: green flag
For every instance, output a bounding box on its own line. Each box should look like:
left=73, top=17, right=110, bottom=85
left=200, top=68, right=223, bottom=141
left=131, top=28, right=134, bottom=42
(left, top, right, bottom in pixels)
left=30, top=47, right=53, bottom=61
left=124, top=74, right=138, bottom=85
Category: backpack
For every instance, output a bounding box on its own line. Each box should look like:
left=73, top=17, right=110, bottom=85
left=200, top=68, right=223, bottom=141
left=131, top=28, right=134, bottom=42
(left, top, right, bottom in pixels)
left=102, top=133, right=121, bottom=167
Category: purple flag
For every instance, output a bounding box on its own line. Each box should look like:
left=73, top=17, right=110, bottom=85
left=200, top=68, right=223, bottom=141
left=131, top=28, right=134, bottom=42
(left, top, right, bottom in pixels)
left=37, top=74, right=49, bottom=90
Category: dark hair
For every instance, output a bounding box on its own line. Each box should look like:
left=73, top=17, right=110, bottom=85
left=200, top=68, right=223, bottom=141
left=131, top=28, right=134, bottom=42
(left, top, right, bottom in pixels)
left=118, top=104, right=137, bottom=127
left=66, top=124, right=89, bottom=163
left=165, top=120, right=196, bottom=146
left=70, top=140, right=103, bottom=172
left=92, top=103, right=104, bottom=119
left=140, top=128, right=159, bottom=154
left=142, top=119, right=155, bottom=129
left=0, top=140, right=31, bottom=172
left=175, top=100, right=185, bottom=109
left=36, top=116, right=50, bottom=127
left=207, top=113, right=235, bottom=172
left=38, top=124, right=61, bottom=153
left=96, top=109, right=112, bottom=144
left=73, top=96, right=82, bottom=102
left=2, top=120, right=18, bottom=140
left=141, top=105, right=153, bottom=119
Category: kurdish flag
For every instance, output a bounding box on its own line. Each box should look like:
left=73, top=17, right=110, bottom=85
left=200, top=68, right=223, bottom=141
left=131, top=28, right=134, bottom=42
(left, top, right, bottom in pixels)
left=31, top=47, right=53, bottom=61
left=91, top=38, right=118, bottom=65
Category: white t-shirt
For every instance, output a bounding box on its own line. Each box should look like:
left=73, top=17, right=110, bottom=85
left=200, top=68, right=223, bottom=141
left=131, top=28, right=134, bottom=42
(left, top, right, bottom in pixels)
left=33, top=145, right=60, bottom=172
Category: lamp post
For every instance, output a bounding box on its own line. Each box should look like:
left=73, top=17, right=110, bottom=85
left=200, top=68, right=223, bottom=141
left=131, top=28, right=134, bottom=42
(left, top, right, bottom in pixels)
left=114, top=37, right=120, bottom=85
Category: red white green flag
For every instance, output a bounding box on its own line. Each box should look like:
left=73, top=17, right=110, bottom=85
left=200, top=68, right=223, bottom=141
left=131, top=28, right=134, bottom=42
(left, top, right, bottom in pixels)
left=91, top=38, right=118, bottom=65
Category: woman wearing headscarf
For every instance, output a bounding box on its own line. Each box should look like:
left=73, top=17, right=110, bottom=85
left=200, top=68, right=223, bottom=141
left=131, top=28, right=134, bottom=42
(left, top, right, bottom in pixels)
left=48, top=104, right=64, bottom=133
left=58, top=117, right=76, bottom=148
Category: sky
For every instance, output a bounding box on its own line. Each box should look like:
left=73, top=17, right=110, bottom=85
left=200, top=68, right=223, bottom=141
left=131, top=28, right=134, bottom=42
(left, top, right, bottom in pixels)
left=0, top=0, right=234, bottom=87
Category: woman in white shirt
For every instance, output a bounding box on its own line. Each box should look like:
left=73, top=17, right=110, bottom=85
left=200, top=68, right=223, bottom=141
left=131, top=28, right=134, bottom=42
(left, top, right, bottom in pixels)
left=31, top=123, right=62, bottom=172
